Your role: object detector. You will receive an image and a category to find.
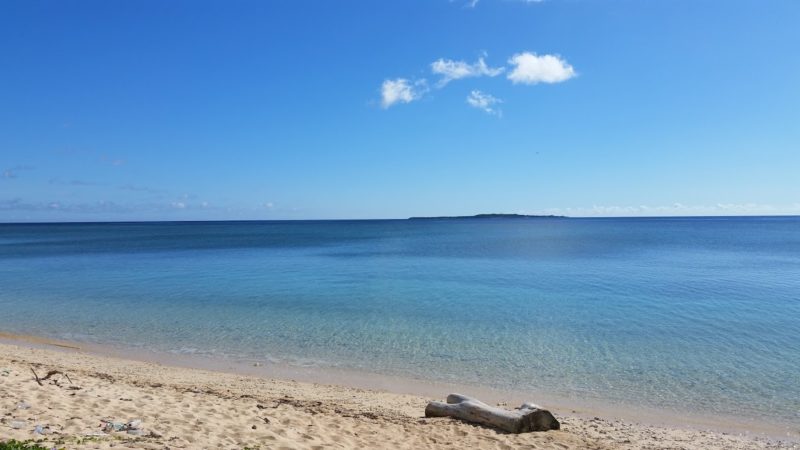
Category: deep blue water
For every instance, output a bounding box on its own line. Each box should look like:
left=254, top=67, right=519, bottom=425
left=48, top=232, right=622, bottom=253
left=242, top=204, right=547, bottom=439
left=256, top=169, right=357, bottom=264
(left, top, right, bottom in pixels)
left=1, top=217, right=799, bottom=425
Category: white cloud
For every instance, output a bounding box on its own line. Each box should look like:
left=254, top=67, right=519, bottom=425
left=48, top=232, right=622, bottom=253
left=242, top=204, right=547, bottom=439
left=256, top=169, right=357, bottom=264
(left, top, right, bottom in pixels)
left=380, top=50, right=576, bottom=114
left=381, top=78, right=428, bottom=108
left=507, top=52, right=575, bottom=85
left=431, top=56, right=504, bottom=87
left=466, top=90, right=503, bottom=116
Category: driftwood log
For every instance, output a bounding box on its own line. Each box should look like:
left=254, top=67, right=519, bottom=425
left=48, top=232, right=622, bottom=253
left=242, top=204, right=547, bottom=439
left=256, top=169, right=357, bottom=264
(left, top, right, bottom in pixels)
left=425, top=393, right=560, bottom=433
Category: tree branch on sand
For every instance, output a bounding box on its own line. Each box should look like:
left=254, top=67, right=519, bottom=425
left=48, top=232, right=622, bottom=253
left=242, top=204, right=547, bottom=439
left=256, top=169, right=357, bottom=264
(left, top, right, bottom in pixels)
left=30, top=367, right=73, bottom=387
left=425, top=393, right=560, bottom=433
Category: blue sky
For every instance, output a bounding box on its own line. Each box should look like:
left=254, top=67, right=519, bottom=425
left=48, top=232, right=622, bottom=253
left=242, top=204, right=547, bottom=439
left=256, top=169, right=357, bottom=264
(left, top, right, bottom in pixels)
left=1, top=0, right=799, bottom=221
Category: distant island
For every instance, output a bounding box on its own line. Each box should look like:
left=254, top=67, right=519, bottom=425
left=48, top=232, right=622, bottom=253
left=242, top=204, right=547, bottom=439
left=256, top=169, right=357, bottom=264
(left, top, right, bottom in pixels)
left=408, top=213, right=566, bottom=220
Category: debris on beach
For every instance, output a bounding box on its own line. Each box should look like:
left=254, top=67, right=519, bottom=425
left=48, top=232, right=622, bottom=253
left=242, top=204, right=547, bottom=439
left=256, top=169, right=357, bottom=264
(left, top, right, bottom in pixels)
left=426, top=393, right=560, bottom=433
left=33, top=424, right=54, bottom=435
left=100, top=419, right=125, bottom=432
left=30, top=367, right=74, bottom=387
left=100, top=418, right=148, bottom=436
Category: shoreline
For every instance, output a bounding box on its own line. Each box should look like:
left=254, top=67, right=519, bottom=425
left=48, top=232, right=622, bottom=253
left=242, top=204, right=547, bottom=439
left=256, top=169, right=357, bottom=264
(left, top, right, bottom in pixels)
left=1, top=332, right=797, bottom=449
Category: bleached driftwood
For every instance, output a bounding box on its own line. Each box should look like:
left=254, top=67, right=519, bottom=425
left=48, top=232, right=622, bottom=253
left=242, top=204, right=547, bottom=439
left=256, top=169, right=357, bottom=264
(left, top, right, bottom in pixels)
left=425, top=393, right=560, bottom=433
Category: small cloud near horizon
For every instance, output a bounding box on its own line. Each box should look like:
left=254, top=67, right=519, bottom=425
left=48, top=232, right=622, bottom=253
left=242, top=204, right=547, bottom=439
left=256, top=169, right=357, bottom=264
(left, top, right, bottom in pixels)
left=531, top=202, right=800, bottom=217
left=0, top=198, right=130, bottom=213
left=0, top=198, right=219, bottom=215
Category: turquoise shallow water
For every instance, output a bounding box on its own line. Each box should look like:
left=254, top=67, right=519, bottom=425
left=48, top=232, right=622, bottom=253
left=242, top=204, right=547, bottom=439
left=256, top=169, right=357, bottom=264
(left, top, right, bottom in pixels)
left=0, top=217, right=798, bottom=426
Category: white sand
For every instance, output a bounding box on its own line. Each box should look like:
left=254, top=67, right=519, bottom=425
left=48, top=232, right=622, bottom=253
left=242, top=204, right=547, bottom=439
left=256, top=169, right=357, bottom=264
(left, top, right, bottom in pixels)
left=0, top=339, right=796, bottom=449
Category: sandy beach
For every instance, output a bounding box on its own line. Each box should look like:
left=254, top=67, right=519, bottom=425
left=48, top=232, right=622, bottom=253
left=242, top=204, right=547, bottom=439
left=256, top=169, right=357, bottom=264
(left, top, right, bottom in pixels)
left=1, top=337, right=796, bottom=450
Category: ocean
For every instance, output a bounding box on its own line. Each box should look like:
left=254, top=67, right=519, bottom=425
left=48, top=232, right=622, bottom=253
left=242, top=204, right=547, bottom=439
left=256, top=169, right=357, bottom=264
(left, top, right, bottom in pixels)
left=1, top=217, right=798, bottom=429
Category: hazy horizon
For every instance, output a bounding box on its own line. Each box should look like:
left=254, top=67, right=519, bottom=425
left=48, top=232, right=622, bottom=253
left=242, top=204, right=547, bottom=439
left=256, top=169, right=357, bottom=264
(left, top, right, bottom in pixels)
left=3, top=214, right=800, bottom=225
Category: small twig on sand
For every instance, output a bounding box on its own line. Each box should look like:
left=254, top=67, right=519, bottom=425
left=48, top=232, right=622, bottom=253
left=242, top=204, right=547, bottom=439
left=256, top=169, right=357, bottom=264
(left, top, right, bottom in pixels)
left=30, top=367, right=43, bottom=386
left=30, top=368, right=73, bottom=386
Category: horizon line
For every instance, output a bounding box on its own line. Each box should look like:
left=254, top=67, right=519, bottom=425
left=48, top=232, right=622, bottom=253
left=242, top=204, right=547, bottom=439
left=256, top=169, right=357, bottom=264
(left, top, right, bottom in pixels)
left=2, top=214, right=800, bottom=225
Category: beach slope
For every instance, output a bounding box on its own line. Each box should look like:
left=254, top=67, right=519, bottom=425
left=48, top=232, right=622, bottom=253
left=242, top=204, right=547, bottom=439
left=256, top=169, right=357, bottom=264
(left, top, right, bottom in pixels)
left=0, top=342, right=793, bottom=449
